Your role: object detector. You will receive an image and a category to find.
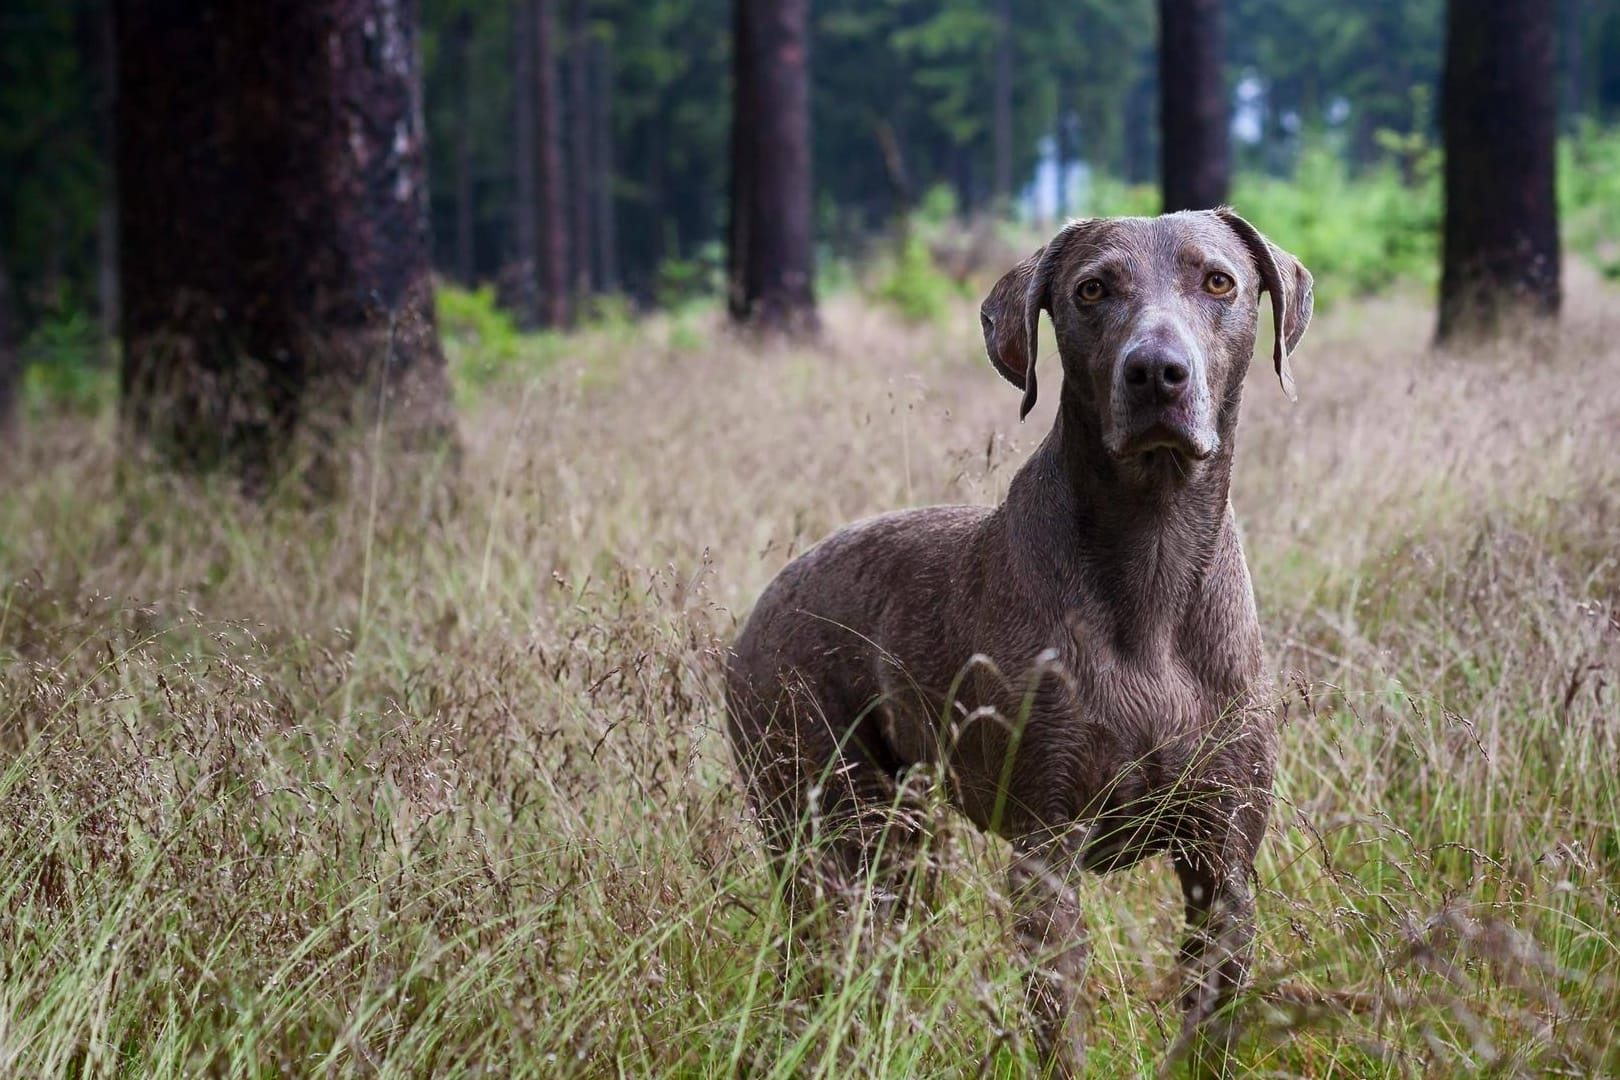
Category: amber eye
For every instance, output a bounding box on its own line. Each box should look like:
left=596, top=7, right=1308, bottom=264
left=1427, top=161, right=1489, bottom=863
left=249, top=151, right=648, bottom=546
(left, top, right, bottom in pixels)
left=1204, top=270, right=1236, bottom=296
left=1077, top=278, right=1107, bottom=303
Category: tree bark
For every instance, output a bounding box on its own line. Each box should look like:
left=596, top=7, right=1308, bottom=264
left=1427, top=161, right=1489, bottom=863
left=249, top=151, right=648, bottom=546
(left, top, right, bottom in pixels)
left=591, top=35, right=619, bottom=293
left=728, top=0, right=817, bottom=333
left=1158, top=0, right=1230, bottom=212
left=567, top=0, right=594, bottom=304
left=992, top=0, right=1014, bottom=211
left=1053, top=77, right=1070, bottom=222
left=534, top=0, right=571, bottom=327
left=452, top=9, right=476, bottom=286
left=0, top=243, right=17, bottom=435
left=114, top=0, right=454, bottom=482
left=510, top=0, right=540, bottom=324
left=1124, top=60, right=1158, bottom=185
left=1438, top=0, right=1560, bottom=341
left=1561, top=0, right=1585, bottom=129
left=93, top=0, right=120, bottom=348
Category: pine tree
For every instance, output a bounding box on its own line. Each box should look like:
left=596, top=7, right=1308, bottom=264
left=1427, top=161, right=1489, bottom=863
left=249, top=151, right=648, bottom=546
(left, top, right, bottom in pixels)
left=115, top=0, right=454, bottom=480
left=1437, top=0, right=1560, bottom=340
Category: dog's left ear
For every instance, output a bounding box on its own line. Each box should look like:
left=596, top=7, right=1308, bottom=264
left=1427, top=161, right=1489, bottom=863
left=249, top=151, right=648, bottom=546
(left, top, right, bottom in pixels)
left=1216, top=207, right=1313, bottom=401
left=980, top=219, right=1099, bottom=420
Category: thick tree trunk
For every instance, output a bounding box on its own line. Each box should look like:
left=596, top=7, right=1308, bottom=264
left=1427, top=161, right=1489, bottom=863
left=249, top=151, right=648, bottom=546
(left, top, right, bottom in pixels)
left=992, top=0, right=1014, bottom=211
left=1561, top=0, right=1584, bottom=129
left=728, top=0, right=816, bottom=332
left=591, top=36, right=619, bottom=293
left=1438, top=0, right=1560, bottom=341
left=452, top=9, right=476, bottom=286
left=567, top=0, right=594, bottom=305
left=114, top=0, right=454, bottom=481
left=1158, top=0, right=1229, bottom=212
left=510, top=0, right=540, bottom=324
left=534, top=0, right=571, bottom=327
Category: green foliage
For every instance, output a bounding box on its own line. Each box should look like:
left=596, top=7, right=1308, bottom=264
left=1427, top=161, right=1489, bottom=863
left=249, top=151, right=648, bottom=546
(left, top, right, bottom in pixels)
left=872, top=233, right=968, bottom=324
left=437, top=283, right=524, bottom=362
left=1079, top=174, right=1161, bottom=219
left=19, top=306, right=111, bottom=416
left=913, top=183, right=961, bottom=226
left=1559, top=123, right=1620, bottom=280
left=654, top=244, right=725, bottom=312
left=576, top=290, right=639, bottom=336
left=435, top=283, right=549, bottom=397
left=435, top=283, right=658, bottom=403
left=1234, top=142, right=1442, bottom=298
left=1226, top=125, right=1620, bottom=302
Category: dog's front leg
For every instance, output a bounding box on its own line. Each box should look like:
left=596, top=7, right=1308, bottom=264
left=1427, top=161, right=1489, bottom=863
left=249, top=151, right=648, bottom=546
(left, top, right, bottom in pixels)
left=1169, top=786, right=1266, bottom=1078
left=1008, top=841, right=1089, bottom=1079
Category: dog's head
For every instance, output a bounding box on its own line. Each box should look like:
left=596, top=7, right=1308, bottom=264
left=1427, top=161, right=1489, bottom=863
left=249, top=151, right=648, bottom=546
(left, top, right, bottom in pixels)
left=980, top=210, right=1312, bottom=482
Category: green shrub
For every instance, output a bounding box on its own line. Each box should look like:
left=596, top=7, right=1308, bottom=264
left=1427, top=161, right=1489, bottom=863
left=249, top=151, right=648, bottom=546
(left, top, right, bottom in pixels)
left=872, top=232, right=965, bottom=324
left=655, top=241, right=726, bottom=312
left=1232, top=141, right=1442, bottom=301
left=1080, top=175, right=1160, bottom=219
left=435, top=283, right=552, bottom=399
left=20, top=306, right=113, bottom=416
left=1560, top=123, right=1620, bottom=279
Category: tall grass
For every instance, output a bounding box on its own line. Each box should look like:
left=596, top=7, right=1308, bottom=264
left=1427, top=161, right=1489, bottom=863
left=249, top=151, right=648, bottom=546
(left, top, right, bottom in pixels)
left=1, top=265, right=1617, bottom=1076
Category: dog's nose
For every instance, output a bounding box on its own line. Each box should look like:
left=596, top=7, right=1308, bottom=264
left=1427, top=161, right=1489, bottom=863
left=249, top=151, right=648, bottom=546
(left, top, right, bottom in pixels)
left=1122, top=347, right=1190, bottom=406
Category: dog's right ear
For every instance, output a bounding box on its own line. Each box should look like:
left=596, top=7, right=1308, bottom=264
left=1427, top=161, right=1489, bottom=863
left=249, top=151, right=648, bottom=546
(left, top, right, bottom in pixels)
left=980, top=219, right=1098, bottom=420
left=980, top=247, right=1045, bottom=419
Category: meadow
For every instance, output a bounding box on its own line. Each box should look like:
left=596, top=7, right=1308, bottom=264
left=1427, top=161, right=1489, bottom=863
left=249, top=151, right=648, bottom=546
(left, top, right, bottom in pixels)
left=2, top=244, right=1618, bottom=1076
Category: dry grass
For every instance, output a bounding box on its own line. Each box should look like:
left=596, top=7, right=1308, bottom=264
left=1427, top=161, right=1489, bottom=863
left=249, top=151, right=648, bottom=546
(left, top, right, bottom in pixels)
left=2, top=266, right=1618, bottom=1078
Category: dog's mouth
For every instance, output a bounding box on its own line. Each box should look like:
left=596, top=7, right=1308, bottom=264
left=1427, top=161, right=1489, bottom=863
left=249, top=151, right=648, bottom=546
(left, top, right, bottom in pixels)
left=1112, top=420, right=1218, bottom=462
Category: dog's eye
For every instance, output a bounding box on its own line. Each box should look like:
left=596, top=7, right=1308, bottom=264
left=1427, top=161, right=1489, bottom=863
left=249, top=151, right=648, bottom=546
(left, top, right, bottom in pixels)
left=1204, top=271, right=1235, bottom=296
left=1077, top=279, right=1107, bottom=303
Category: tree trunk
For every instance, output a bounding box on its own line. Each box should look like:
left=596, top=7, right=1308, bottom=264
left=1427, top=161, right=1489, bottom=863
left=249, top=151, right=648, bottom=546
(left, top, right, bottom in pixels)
left=94, top=0, right=120, bottom=349
left=567, top=0, right=594, bottom=305
left=728, top=0, right=817, bottom=332
left=1053, top=77, right=1070, bottom=222
left=1437, top=0, right=1560, bottom=341
left=0, top=243, right=17, bottom=435
left=114, top=0, right=454, bottom=482
left=534, top=0, right=571, bottom=327
left=1560, top=0, right=1584, bottom=130
left=951, top=142, right=974, bottom=219
left=1123, top=60, right=1158, bottom=185
left=452, top=9, right=476, bottom=286
left=992, top=0, right=1014, bottom=212
left=591, top=35, right=619, bottom=293
left=1158, top=0, right=1229, bottom=212
left=510, top=0, right=540, bottom=324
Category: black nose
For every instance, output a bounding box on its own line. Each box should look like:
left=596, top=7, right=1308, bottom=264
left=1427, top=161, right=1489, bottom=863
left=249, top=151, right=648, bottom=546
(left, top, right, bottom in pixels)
left=1122, top=346, right=1191, bottom=406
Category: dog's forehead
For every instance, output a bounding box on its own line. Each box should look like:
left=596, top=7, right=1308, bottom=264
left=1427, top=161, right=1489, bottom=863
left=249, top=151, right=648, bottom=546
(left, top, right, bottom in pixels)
left=1057, top=212, right=1245, bottom=272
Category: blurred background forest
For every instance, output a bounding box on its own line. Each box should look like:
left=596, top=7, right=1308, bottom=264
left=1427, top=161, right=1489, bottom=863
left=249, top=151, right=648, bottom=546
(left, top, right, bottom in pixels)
left=4, top=0, right=1620, bottom=429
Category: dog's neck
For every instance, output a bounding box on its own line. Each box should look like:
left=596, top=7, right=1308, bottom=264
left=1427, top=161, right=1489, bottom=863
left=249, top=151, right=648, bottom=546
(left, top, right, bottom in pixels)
left=1007, top=389, right=1240, bottom=659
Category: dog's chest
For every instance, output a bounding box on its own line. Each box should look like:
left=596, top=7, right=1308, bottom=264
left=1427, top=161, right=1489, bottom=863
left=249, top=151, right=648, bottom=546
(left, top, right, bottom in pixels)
left=1063, top=606, right=1260, bottom=761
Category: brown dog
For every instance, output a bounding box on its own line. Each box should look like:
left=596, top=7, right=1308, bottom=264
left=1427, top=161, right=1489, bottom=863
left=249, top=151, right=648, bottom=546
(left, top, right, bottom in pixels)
left=724, top=209, right=1312, bottom=1076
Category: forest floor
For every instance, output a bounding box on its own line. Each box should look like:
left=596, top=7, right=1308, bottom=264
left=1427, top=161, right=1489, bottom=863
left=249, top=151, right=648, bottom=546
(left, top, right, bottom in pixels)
left=2, top=268, right=1619, bottom=1077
